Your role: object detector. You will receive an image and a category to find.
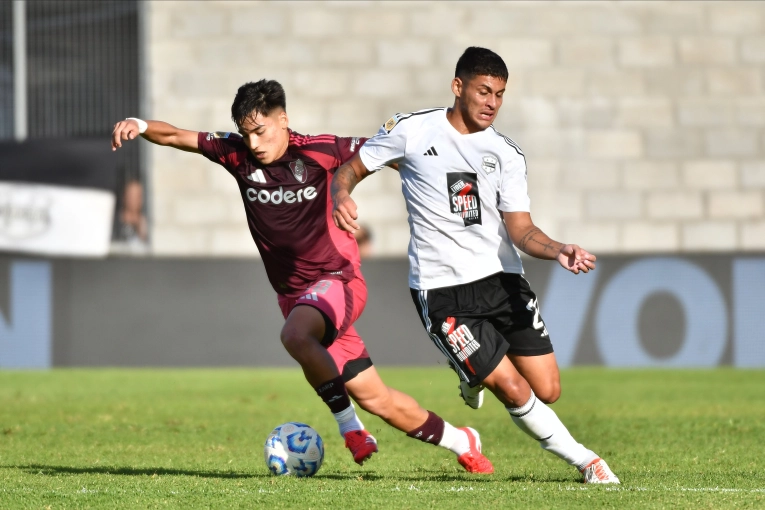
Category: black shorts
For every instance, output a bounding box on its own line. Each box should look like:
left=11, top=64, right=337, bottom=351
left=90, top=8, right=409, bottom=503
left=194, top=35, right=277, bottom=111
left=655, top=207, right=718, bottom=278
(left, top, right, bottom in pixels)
left=411, top=272, right=553, bottom=387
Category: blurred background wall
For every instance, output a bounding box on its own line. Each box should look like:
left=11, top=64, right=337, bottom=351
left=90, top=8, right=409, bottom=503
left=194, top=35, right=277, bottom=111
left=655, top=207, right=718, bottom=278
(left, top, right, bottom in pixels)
left=1, top=1, right=764, bottom=368
left=145, top=1, right=765, bottom=257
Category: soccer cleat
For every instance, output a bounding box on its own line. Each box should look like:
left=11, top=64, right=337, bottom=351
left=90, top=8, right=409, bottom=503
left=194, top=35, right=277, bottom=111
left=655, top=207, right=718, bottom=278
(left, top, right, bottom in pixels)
left=459, top=380, right=484, bottom=409
left=344, top=429, right=378, bottom=465
left=580, top=458, right=620, bottom=484
left=456, top=427, right=494, bottom=474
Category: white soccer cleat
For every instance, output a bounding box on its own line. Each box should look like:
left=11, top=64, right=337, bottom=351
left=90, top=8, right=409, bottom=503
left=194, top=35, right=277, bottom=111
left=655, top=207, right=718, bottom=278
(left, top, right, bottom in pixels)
left=459, top=380, right=484, bottom=409
left=580, top=458, right=620, bottom=484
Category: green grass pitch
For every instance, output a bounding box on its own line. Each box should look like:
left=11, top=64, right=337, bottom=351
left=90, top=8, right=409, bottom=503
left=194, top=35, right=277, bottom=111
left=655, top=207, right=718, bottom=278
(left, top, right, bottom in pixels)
left=0, top=368, right=763, bottom=509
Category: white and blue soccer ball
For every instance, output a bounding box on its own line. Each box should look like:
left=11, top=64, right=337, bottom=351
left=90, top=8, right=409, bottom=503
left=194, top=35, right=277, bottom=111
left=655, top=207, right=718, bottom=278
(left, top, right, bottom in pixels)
left=264, top=422, right=324, bottom=477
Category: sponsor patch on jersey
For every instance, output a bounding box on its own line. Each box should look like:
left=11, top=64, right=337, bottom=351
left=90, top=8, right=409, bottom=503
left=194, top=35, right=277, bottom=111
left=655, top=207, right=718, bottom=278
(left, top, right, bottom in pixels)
left=383, top=114, right=403, bottom=133
left=447, top=172, right=482, bottom=226
left=481, top=155, right=498, bottom=174
left=290, top=159, right=307, bottom=183
left=207, top=131, right=232, bottom=141
left=350, top=137, right=359, bottom=153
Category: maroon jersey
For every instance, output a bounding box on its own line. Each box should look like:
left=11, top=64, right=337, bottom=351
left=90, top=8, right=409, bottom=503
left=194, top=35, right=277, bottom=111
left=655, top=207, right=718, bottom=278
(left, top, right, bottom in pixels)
left=198, top=130, right=366, bottom=298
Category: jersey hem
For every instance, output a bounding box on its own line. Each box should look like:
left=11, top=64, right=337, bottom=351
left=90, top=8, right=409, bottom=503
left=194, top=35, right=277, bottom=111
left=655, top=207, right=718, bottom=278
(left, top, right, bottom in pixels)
left=408, top=266, right=524, bottom=291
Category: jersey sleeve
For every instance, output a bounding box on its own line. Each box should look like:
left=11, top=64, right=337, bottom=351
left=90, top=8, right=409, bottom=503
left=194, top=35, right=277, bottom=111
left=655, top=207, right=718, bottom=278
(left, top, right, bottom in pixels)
left=358, top=115, right=408, bottom=173
left=197, top=131, right=245, bottom=171
left=333, top=136, right=368, bottom=167
left=498, top=154, right=531, bottom=213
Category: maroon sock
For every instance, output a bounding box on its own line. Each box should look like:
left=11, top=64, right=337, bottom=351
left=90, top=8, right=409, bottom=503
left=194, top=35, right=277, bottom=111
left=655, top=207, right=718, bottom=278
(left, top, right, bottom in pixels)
left=406, top=411, right=445, bottom=445
left=315, top=375, right=352, bottom=414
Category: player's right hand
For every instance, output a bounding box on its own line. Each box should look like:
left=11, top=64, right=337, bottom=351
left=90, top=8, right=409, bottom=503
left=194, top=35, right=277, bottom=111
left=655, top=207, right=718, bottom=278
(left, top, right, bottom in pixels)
left=111, top=119, right=140, bottom=151
left=332, top=194, right=360, bottom=232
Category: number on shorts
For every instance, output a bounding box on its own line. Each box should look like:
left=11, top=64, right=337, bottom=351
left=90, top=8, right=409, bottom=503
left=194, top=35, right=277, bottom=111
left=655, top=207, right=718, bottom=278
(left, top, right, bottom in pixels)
left=310, top=280, right=333, bottom=295
left=526, top=298, right=549, bottom=337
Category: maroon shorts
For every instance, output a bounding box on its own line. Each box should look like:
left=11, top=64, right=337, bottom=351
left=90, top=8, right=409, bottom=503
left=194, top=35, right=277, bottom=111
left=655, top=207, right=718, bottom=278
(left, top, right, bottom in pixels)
left=277, top=276, right=372, bottom=381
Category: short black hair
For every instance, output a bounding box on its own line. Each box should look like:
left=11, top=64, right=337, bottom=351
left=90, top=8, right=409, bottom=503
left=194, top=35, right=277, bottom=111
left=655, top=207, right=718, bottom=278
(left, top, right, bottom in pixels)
left=231, top=79, right=286, bottom=128
left=454, top=47, right=508, bottom=82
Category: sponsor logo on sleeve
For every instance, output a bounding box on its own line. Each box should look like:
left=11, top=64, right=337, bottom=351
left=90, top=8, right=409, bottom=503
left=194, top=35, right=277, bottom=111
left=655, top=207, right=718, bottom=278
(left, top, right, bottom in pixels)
left=350, top=137, right=359, bottom=152
left=383, top=114, right=403, bottom=133
left=447, top=172, right=482, bottom=226
left=481, top=155, right=498, bottom=173
left=206, top=131, right=232, bottom=141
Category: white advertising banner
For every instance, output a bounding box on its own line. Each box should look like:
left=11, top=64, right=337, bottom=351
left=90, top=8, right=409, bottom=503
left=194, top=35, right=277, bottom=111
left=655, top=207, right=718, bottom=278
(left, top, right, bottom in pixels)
left=0, top=182, right=115, bottom=257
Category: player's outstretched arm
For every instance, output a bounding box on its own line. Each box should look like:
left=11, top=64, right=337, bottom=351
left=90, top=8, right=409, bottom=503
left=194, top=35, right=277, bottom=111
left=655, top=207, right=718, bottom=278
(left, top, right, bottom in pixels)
left=331, top=153, right=373, bottom=232
left=502, top=211, right=596, bottom=274
left=111, top=119, right=200, bottom=154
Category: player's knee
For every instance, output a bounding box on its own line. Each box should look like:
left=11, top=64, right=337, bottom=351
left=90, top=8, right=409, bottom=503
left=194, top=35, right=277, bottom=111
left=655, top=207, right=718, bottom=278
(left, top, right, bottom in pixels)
left=535, top=383, right=561, bottom=404
left=491, top=377, right=530, bottom=408
left=280, top=327, right=313, bottom=358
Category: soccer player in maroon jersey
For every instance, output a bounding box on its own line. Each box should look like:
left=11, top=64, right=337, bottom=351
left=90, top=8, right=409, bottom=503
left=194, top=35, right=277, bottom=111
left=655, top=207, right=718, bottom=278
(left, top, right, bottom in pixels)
left=111, top=79, right=493, bottom=473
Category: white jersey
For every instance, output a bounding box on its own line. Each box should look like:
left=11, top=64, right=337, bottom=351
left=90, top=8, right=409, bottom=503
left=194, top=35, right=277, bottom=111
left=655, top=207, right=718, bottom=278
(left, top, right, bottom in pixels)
left=359, top=107, right=531, bottom=290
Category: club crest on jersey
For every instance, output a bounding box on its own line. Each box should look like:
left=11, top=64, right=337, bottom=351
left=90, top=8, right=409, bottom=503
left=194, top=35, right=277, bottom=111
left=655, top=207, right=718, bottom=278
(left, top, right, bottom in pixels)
left=290, top=159, right=307, bottom=183
left=441, top=317, right=481, bottom=362
left=481, top=155, right=498, bottom=174
left=446, top=172, right=482, bottom=226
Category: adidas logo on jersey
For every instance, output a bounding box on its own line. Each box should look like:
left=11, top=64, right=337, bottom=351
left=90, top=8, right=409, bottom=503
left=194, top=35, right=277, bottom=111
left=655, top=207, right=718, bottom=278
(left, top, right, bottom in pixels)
left=247, top=169, right=267, bottom=183
left=423, top=146, right=438, bottom=156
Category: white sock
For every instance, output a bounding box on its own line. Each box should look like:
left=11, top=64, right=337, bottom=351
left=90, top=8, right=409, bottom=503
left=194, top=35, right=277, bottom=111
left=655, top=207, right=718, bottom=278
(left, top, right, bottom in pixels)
left=333, top=403, right=364, bottom=437
left=437, top=422, right=470, bottom=456
left=506, top=391, right=598, bottom=471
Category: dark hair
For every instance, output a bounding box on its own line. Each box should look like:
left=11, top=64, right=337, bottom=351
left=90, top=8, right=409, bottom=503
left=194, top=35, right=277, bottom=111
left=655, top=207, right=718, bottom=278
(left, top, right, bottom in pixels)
left=454, top=47, right=508, bottom=82
left=231, top=79, right=286, bottom=128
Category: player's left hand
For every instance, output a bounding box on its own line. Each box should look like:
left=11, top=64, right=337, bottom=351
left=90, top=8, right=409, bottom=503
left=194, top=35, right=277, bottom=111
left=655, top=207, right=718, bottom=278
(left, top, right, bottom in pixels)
left=557, top=244, right=596, bottom=274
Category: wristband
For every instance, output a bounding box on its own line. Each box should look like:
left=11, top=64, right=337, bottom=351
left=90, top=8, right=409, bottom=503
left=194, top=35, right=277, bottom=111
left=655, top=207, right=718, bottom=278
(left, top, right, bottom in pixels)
left=126, top=117, right=148, bottom=134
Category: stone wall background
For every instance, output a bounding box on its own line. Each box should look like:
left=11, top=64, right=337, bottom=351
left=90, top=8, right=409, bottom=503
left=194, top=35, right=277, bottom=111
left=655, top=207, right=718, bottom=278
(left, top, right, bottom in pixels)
left=145, top=1, right=765, bottom=256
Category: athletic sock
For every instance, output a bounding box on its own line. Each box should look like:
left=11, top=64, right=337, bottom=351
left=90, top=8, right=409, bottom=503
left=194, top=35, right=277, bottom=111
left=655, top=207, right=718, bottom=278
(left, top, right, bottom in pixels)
left=315, top=375, right=364, bottom=437
left=406, top=411, right=470, bottom=456
left=439, top=422, right=470, bottom=456
left=333, top=403, right=364, bottom=437
left=506, top=390, right=598, bottom=471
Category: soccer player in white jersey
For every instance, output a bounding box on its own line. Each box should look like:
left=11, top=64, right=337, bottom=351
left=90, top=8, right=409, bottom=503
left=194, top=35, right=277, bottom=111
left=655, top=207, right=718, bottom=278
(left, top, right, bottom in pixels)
left=331, top=47, right=619, bottom=484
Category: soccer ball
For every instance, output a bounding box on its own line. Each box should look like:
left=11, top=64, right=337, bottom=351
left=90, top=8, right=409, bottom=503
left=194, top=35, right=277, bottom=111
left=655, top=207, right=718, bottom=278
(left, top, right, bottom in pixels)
left=264, top=422, right=324, bottom=477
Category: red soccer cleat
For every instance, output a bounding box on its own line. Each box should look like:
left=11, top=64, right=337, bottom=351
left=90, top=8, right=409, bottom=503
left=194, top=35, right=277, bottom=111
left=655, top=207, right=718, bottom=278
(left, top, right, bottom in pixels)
left=580, top=458, right=620, bottom=484
left=344, top=429, right=378, bottom=465
left=456, top=427, right=494, bottom=474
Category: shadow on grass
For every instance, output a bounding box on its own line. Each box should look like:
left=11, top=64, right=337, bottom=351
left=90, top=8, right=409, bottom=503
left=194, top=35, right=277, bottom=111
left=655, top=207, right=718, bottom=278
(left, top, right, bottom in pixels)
left=324, top=472, right=576, bottom=484
left=8, top=465, right=426, bottom=482
left=9, top=464, right=577, bottom=484
left=11, top=464, right=264, bottom=479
